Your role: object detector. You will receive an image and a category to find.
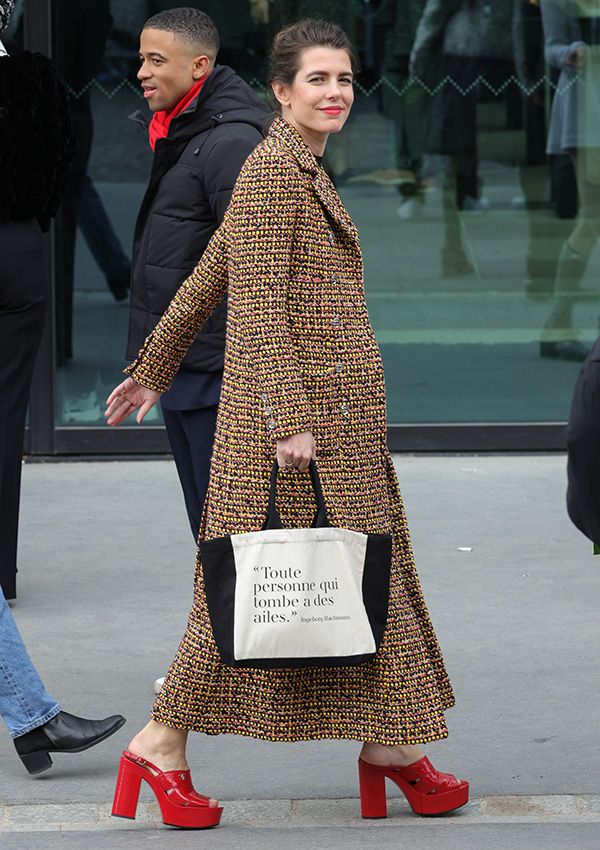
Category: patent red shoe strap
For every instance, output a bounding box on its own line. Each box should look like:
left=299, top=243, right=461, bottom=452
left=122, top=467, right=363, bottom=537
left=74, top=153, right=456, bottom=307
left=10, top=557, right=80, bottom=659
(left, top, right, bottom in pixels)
left=391, top=756, right=462, bottom=794
left=122, top=750, right=211, bottom=805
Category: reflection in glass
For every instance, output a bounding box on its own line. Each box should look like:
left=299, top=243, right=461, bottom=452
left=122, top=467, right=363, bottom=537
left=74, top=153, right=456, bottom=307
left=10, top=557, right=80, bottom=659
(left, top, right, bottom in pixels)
left=51, top=0, right=600, bottom=428
left=540, top=0, right=600, bottom=361
left=53, top=0, right=149, bottom=425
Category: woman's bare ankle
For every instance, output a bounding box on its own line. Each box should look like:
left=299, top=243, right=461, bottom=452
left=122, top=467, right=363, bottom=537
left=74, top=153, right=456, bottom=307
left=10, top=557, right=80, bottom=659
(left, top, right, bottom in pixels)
left=360, top=742, right=425, bottom=767
left=126, top=721, right=219, bottom=808
left=128, top=720, right=189, bottom=772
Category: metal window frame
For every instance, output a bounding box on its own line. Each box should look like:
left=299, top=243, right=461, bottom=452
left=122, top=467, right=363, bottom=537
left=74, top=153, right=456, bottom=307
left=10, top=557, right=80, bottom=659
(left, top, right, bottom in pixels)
left=387, top=423, right=566, bottom=453
left=23, top=0, right=569, bottom=457
left=45, top=423, right=566, bottom=456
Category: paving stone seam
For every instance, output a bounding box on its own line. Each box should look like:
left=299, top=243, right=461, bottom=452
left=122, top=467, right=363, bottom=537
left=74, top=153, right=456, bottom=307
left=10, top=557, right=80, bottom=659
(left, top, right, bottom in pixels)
left=1, top=796, right=600, bottom=832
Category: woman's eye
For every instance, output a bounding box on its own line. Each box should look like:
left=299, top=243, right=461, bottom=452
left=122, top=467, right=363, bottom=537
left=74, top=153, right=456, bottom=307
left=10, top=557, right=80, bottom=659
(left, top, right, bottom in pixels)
left=309, top=76, right=324, bottom=83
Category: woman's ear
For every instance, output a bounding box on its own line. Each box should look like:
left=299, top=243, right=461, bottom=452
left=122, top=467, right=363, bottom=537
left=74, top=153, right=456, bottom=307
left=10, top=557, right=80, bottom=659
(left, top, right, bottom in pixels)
left=271, top=81, right=290, bottom=107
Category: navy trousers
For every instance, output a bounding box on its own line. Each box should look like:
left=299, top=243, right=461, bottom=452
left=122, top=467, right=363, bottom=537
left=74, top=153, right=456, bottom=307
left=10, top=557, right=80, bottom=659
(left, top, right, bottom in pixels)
left=161, top=405, right=218, bottom=540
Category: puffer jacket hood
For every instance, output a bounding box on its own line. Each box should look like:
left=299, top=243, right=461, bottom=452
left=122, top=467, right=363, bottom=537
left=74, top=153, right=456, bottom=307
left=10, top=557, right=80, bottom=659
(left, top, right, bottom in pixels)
left=169, top=64, right=268, bottom=138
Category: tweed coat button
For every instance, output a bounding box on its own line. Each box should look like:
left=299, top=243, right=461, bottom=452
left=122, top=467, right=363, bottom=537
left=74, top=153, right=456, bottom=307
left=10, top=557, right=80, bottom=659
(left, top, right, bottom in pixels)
left=260, top=393, right=268, bottom=402
left=331, top=274, right=339, bottom=284
left=267, top=419, right=276, bottom=431
left=332, top=315, right=340, bottom=327
left=328, top=231, right=335, bottom=245
left=340, top=403, right=350, bottom=416
left=335, top=362, right=343, bottom=373
left=263, top=405, right=272, bottom=415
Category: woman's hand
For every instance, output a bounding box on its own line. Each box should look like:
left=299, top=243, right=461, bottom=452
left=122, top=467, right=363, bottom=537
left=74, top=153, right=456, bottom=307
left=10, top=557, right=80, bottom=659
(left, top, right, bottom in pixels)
left=276, top=431, right=315, bottom=472
left=105, top=377, right=162, bottom=426
left=567, top=43, right=587, bottom=69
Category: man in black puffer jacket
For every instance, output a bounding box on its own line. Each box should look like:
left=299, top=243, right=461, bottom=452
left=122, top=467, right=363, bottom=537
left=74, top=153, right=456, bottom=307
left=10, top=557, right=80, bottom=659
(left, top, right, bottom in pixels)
left=127, top=8, right=268, bottom=538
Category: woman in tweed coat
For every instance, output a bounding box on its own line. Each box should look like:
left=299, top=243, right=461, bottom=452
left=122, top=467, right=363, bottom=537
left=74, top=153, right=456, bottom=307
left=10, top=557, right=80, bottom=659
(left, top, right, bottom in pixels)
left=106, top=19, right=468, bottom=829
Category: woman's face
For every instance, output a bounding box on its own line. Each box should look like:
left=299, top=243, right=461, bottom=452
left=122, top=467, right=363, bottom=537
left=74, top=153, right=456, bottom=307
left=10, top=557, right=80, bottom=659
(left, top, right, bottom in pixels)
left=273, top=46, right=354, bottom=152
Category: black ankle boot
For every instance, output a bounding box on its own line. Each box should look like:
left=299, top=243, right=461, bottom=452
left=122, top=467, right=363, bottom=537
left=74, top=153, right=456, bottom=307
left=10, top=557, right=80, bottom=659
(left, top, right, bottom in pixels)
left=14, top=711, right=126, bottom=774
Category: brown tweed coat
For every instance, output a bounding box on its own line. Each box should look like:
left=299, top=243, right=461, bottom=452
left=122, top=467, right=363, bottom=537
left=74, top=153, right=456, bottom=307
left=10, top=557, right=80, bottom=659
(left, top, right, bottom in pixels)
left=128, top=116, right=455, bottom=745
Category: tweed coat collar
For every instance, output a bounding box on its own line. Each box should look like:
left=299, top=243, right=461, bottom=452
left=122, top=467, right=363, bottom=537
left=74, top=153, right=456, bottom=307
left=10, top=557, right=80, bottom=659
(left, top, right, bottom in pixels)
left=268, top=116, right=360, bottom=249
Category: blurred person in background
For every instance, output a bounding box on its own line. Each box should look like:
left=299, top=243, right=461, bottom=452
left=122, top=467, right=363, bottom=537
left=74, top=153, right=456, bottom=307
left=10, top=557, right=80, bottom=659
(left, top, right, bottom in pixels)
left=540, top=0, right=600, bottom=361
left=0, top=0, right=125, bottom=776
left=53, top=0, right=132, bottom=366
left=0, top=0, right=75, bottom=601
left=411, top=0, right=516, bottom=276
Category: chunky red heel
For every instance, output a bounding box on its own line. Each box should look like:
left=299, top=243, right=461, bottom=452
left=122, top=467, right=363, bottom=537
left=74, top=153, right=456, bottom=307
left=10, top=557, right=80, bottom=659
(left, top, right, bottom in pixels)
left=359, top=757, right=469, bottom=818
left=112, top=751, right=223, bottom=829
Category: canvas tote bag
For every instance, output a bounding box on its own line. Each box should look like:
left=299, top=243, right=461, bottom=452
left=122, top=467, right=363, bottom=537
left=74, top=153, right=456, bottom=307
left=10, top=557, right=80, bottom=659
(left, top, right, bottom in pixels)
left=200, top=461, right=392, bottom=669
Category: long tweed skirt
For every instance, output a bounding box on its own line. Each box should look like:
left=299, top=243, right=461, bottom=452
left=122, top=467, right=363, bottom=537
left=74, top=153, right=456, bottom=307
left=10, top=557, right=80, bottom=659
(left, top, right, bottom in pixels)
left=151, top=453, right=455, bottom=745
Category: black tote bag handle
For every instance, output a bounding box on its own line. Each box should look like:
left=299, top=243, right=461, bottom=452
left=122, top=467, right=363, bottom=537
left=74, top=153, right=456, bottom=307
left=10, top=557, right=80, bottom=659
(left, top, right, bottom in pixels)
left=262, top=459, right=331, bottom=530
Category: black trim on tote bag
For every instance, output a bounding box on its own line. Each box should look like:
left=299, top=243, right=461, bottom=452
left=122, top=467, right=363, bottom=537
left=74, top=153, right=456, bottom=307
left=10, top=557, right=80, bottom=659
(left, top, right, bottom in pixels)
left=201, top=460, right=392, bottom=669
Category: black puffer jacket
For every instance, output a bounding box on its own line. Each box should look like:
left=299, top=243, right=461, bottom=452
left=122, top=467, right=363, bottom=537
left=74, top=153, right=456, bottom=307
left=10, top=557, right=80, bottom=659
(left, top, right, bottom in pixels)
left=126, top=65, right=268, bottom=373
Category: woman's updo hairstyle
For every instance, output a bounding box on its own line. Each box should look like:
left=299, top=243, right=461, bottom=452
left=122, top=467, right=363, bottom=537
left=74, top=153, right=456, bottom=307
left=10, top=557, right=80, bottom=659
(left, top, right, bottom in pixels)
left=268, top=18, right=360, bottom=92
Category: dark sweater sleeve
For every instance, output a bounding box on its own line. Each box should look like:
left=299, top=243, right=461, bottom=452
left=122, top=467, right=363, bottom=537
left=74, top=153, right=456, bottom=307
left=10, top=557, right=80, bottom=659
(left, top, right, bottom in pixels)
left=0, top=52, right=75, bottom=230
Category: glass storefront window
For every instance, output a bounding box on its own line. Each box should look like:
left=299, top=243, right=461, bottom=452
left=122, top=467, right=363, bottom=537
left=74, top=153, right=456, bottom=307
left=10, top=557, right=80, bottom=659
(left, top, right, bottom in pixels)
left=52, top=1, right=154, bottom=426
left=41, top=0, right=600, bottom=443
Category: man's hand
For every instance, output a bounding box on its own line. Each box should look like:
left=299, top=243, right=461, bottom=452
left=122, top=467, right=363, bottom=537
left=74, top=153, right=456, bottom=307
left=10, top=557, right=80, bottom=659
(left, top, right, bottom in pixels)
left=105, top=377, right=162, bottom=426
left=276, top=431, right=315, bottom=471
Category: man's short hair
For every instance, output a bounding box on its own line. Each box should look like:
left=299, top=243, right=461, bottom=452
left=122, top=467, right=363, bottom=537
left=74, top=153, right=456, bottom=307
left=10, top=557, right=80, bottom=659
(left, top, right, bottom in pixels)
left=143, top=7, right=220, bottom=60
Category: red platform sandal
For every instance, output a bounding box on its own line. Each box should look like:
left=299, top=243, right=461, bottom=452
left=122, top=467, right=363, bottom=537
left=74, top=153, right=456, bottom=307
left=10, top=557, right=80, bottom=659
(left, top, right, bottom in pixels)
left=112, top=750, right=223, bottom=829
left=358, top=756, right=469, bottom=818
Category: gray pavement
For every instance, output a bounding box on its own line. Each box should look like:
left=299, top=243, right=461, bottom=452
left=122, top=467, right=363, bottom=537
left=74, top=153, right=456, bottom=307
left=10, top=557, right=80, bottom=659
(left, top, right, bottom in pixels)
left=1, top=455, right=599, bottom=848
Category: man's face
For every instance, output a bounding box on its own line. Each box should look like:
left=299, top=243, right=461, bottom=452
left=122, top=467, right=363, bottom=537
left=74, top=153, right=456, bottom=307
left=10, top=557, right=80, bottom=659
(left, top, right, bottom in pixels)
left=138, top=28, right=209, bottom=112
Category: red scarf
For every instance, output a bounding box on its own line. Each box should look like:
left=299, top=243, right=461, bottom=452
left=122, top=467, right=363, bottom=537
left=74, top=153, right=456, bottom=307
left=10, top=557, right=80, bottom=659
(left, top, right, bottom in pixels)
left=148, top=78, right=206, bottom=151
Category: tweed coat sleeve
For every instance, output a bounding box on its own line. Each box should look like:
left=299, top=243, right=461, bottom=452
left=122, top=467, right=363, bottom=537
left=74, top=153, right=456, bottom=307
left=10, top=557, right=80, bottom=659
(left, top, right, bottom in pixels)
left=223, top=148, right=313, bottom=442
left=124, top=227, right=229, bottom=391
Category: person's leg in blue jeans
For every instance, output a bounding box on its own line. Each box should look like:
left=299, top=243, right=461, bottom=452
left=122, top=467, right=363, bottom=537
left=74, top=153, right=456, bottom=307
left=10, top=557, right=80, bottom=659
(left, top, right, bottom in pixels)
left=0, top=586, right=125, bottom=774
left=0, top=585, right=60, bottom=738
